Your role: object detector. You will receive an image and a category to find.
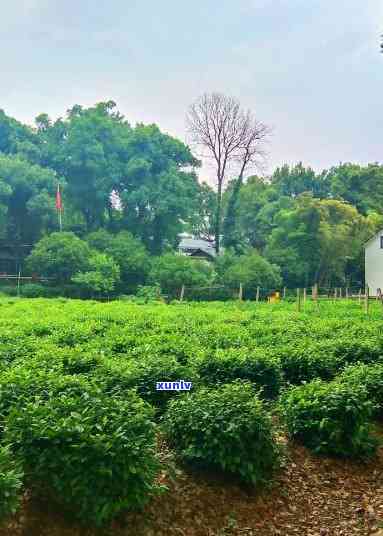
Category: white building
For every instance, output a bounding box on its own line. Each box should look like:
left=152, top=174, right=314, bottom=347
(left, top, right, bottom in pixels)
left=365, top=230, right=383, bottom=296
left=178, top=234, right=216, bottom=261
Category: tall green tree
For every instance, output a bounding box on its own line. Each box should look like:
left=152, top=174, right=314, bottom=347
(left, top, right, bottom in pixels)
left=0, top=110, right=37, bottom=156
left=265, top=194, right=372, bottom=287
left=0, top=155, right=58, bottom=243
left=117, top=123, right=200, bottom=253
left=270, top=163, right=331, bottom=198
left=36, top=101, right=131, bottom=231
left=326, top=163, right=383, bottom=215
left=187, top=181, right=216, bottom=240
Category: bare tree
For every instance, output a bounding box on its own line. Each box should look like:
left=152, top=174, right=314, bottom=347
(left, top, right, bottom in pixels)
left=186, top=92, right=270, bottom=253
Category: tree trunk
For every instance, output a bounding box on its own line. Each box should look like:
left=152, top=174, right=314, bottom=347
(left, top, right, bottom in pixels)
left=222, top=173, right=244, bottom=250
left=215, top=178, right=223, bottom=254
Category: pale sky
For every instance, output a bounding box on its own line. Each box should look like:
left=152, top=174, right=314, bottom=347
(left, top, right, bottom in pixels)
left=1, top=0, right=383, bottom=182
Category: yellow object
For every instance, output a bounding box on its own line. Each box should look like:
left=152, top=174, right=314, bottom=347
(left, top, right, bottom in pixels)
left=268, top=291, right=280, bottom=304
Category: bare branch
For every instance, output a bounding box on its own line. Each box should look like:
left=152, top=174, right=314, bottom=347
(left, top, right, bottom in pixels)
left=186, top=92, right=271, bottom=252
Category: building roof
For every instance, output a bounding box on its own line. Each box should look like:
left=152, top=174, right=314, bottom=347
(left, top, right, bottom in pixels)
left=364, top=229, right=383, bottom=248
left=179, top=237, right=216, bottom=258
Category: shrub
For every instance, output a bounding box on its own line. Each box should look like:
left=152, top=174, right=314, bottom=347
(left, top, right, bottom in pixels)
left=0, top=367, right=55, bottom=433
left=26, top=232, right=92, bottom=283
left=220, top=250, right=282, bottom=292
left=276, top=342, right=340, bottom=384
left=20, top=283, right=47, bottom=298
left=279, top=379, right=376, bottom=458
left=0, top=286, right=18, bottom=297
left=5, top=384, right=160, bottom=525
left=162, top=382, right=280, bottom=485
left=135, top=285, right=162, bottom=303
left=149, top=253, right=213, bottom=296
left=329, top=338, right=383, bottom=366
left=339, top=363, right=383, bottom=418
left=97, top=356, right=197, bottom=412
left=277, top=338, right=383, bottom=386
left=0, top=446, right=23, bottom=523
left=197, top=349, right=282, bottom=399
left=72, top=253, right=120, bottom=297
left=61, top=351, right=103, bottom=375
left=88, top=231, right=150, bottom=290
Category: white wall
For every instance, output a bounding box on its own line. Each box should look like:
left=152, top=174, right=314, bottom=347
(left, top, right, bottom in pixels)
left=365, top=234, right=383, bottom=296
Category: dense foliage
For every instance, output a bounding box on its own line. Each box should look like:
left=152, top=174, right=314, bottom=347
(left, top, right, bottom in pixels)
left=197, top=349, right=282, bottom=399
left=0, top=298, right=383, bottom=524
left=0, top=104, right=382, bottom=294
left=339, top=363, right=383, bottom=418
left=5, top=377, right=160, bottom=525
left=279, top=379, right=376, bottom=457
left=0, top=446, right=23, bottom=523
left=163, top=383, right=281, bottom=485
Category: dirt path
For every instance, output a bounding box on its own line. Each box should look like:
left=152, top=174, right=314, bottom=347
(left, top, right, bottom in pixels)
left=1, top=440, right=383, bottom=536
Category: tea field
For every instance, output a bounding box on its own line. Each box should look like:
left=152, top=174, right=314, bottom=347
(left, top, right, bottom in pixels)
left=1, top=298, right=383, bottom=536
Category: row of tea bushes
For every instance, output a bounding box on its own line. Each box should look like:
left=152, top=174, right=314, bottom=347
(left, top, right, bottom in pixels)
left=0, top=373, right=161, bottom=526
left=279, top=361, right=383, bottom=457
left=0, top=369, right=284, bottom=525
left=0, top=446, right=23, bottom=521
left=2, top=365, right=382, bottom=525
left=1, top=298, right=383, bottom=525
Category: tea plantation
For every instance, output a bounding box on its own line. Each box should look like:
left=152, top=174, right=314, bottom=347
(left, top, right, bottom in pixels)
left=0, top=298, right=383, bottom=527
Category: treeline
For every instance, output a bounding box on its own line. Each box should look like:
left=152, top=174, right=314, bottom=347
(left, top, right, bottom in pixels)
left=223, top=165, right=383, bottom=287
left=0, top=101, right=382, bottom=294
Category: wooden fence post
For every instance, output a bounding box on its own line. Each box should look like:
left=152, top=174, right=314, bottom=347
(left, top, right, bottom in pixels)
left=303, top=288, right=307, bottom=304
left=339, top=287, right=342, bottom=299
left=256, top=286, right=260, bottom=303
left=17, top=268, right=21, bottom=297
left=238, top=283, right=243, bottom=301
left=283, top=287, right=286, bottom=300
left=334, top=288, right=337, bottom=300
left=312, top=283, right=318, bottom=302
left=365, top=286, right=369, bottom=315
left=296, top=288, right=301, bottom=312
left=179, top=285, right=185, bottom=302
left=345, top=287, right=349, bottom=299
left=377, top=288, right=383, bottom=307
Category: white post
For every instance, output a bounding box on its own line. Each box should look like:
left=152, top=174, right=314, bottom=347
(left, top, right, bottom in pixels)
left=17, top=268, right=21, bottom=297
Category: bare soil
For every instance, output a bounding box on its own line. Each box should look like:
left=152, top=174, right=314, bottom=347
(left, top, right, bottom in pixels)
left=1, top=436, right=383, bottom=536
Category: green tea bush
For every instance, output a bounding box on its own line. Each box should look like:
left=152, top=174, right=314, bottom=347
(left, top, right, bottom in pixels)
left=197, top=349, right=282, bottom=399
left=61, top=351, right=103, bottom=375
left=163, top=382, right=280, bottom=485
left=6, top=385, right=159, bottom=525
left=339, top=362, right=383, bottom=418
left=0, top=446, right=23, bottom=523
left=279, top=379, right=376, bottom=458
left=0, top=368, right=95, bottom=435
left=330, top=338, right=383, bottom=366
left=0, top=367, right=55, bottom=432
left=276, top=342, right=340, bottom=384
left=97, top=356, right=197, bottom=411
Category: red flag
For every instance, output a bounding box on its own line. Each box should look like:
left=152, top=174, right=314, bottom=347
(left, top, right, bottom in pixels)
left=56, top=184, right=63, bottom=211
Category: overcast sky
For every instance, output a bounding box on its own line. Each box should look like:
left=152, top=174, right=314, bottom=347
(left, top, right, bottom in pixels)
left=2, top=0, right=383, bottom=181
